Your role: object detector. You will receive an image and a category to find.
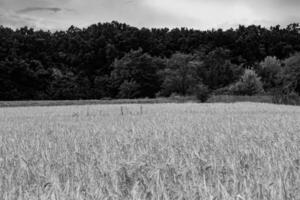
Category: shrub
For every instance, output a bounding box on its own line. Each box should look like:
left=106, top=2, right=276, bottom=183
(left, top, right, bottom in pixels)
left=118, top=80, right=140, bottom=99
left=282, top=53, right=300, bottom=95
left=213, top=86, right=231, bottom=95
left=259, top=56, right=282, bottom=90
left=194, top=83, right=211, bottom=102
left=271, top=87, right=300, bottom=105
left=229, top=69, right=264, bottom=96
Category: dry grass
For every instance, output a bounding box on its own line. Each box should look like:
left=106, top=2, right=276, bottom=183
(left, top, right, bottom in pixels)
left=0, top=103, right=299, bottom=200
left=0, top=96, right=195, bottom=108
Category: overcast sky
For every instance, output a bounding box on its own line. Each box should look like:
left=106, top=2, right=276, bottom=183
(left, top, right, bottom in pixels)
left=0, top=0, right=300, bottom=31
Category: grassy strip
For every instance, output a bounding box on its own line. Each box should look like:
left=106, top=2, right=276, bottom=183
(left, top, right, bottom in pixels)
left=207, top=95, right=274, bottom=103
left=0, top=97, right=196, bottom=108
left=2, top=95, right=298, bottom=108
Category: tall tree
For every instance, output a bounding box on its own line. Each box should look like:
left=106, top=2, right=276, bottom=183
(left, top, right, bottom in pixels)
left=111, top=49, right=163, bottom=98
left=230, top=69, right=264, bottom=96
left=282, top=53, right=300, bottom=95
left=196, top=48, right=242, bottom=90
left=259, top=56, right=282, bottom=90
left=161, top=53, right=197, bottom=96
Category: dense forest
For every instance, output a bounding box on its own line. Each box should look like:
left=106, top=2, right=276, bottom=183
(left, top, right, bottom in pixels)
left=0, top=21, right=300, bottom=101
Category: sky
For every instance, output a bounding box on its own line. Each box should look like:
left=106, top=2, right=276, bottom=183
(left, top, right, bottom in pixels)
left=0, top=0, right=300, bottom=31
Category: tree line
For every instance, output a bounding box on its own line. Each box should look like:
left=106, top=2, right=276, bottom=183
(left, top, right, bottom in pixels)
left=0, top=21, right=300, bottom=101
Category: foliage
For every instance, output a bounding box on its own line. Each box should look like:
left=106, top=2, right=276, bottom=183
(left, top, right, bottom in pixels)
left=194, top=83, right=211, bottom=102
left=230, top=69, right=264, bottom=96
left=161, top=53, right=197, bottom=96
left=271, top=87, right=300, bottom=105
left=111, top=49, right=163, bottom=98
left=259, top=56, right=282, bottom=90
left=118, top=80, right=140, bottom=99
left=196, top=48, right=243, bottom=90
left=0, top=22, right=300, bottom=100
left=282, top=53, right=300, bottom=95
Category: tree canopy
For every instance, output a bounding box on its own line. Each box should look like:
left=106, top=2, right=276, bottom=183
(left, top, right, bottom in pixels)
left=0, top=22, right=300, bottom=100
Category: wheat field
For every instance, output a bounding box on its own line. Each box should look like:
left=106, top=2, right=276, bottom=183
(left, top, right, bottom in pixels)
left=0, top=103, right=299, bottom=200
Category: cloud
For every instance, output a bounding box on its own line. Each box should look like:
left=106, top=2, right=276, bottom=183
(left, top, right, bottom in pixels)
left=0, top=10, right=39, bottom=29
left=0, top=8, right=64, bottom=30
left=142, top=0, right=300, bottom=29
left=16, top=7, right=62, bottom=14
left=0, top=0, right=300, bottom=30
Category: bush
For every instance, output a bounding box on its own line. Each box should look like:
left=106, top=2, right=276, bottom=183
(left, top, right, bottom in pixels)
left=118, top=80, right=140, bottom=99
left=213, top=86, right=231, bottom=95
left=271, top=87, right=300, bottom=105
left=283, top=53, right=300, bottom=95
left=194, top=84, right=211, bottom=102
left=229, top=69, right=264, bottom=96
left=259, top=56, right=282, bottom=90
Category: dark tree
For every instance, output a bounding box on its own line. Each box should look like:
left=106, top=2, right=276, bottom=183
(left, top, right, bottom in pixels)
left=0, top=22, right=300, bottom=100
left=161, top=53, right=197, bottom=96
left=196, top=48, right=242, bottom=90
left=111, top=49, right=163, bottom=98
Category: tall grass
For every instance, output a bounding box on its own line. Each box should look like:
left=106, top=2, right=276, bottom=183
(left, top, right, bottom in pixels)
left=0, top=103, right=299, bottom=200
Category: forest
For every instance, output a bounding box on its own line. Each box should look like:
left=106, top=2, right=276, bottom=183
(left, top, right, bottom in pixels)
left=0, top=21, right=300, bottom=101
